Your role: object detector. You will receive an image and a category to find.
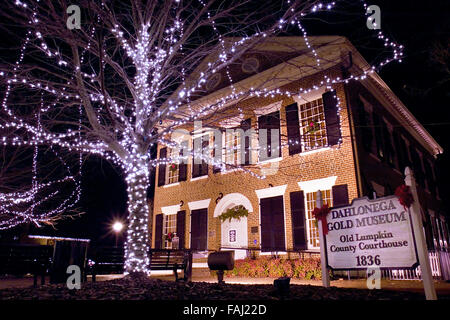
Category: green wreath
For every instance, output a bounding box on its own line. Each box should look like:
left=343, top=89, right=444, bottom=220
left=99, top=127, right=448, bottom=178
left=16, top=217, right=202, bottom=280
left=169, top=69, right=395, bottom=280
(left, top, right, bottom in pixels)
left=218, top=205, right=249, bottom=222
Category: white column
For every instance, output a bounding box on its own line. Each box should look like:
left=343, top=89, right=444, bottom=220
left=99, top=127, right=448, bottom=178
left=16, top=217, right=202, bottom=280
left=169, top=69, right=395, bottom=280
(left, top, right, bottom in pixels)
left=316, top=190, right=330, bottom=288
left=404, top=167, right=437, bottom=300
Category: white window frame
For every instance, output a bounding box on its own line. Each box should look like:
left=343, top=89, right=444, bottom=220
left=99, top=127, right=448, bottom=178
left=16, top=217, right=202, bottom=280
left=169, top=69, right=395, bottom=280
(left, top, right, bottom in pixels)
left=298, top=176, right=337, bottom=251
left=163, top=213, right=177, bottom=249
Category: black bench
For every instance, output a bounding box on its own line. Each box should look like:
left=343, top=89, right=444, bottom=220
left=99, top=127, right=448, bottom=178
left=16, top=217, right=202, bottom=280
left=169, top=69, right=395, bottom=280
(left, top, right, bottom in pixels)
left=89, top=246, right=124, bottom=282
left=148, top=249, right=192, bottom=282
left=0, top=244, right=53, bottom=287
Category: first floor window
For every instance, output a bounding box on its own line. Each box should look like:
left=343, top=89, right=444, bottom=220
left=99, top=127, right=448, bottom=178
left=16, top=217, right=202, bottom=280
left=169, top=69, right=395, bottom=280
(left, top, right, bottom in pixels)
left=164, top=214, right=177, bottom=249
left=305, top=189, right=332, bottom=249
left=299, top=98, right=328, bottom=151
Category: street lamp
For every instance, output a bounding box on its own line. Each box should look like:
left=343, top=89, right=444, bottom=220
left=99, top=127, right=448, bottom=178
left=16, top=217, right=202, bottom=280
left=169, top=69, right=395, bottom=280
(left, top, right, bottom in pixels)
left=112, top=221, right=124, bottom=247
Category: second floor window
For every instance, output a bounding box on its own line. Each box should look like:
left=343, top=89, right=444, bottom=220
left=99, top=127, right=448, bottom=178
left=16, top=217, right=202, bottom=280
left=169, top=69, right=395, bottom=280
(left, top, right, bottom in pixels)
left=166, top=148, right=179, bottom=184
left=299, top=98, right=328, bottom=151
left=225, top=130, right=241, bottom=166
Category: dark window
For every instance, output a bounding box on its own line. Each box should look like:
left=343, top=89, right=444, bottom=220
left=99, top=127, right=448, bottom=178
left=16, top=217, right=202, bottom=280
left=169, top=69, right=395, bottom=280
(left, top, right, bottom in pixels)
left=285, top=103, right=302, bottom=155
left=381, top=122, right=395, bottom=166
left=190, top=208, right=208, bottom=251
left=157, top=147, right=167, bottom=186
left=258, top=111, right=281, bottom=161
left=260, top=196, right=285, bottom=251
left=409, top=146, right=425, bottom=187
left=322, top=90, right=341, bottom=146
left=357, top=100, right=374, bottom=153
left=423, top=158, right=435, bottom=194
left=154, top=214, right=163, bottom=249
left=290, top=191, right=307, bottom=250
left=372, top=113, right=384, bottom=159
left=393, top=130, right=408, bottom=172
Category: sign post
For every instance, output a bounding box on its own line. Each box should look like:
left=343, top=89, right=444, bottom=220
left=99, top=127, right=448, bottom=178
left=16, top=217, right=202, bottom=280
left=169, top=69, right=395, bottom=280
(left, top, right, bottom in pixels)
left=316, top=190, right=330, bottom=287
left=404, top=167, right=437, bottom=300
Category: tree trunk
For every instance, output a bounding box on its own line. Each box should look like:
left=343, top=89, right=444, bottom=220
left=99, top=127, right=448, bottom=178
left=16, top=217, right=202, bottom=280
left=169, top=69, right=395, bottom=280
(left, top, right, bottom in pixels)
left=124, top=163, right=150, bottom=274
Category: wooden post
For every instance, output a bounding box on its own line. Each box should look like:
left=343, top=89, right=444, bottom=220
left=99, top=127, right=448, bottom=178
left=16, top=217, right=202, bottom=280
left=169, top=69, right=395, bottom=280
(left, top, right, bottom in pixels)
left=404, top=167, right=437, bottom=300
left=316, top=190, right=330, bottom=288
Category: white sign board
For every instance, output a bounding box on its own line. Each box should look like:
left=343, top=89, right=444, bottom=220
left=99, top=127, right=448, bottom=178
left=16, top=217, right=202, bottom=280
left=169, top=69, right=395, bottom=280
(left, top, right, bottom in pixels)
left=325, top=195, right=418, bottom=270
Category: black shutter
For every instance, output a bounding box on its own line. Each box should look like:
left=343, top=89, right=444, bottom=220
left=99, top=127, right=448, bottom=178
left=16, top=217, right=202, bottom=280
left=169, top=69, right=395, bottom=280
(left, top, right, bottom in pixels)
left=176, top=210, right=186, bottom=249
left=332, top=184, right=349, bottom=207
left=154, top=214, right=163, bottom=249
left=290, top=191, right=307, bottom=250
left=285, top=103, right=302, bottom=155
left=260, top=196, right=285, bottom=252
left=357, top=99, right=374, bottom=153
left=200, top=139, right=209, bottom=176
left=322, top=90, right=341, bottom=146
left=392, top=130, right=405, bottom=171
left=241, top=118, right=251, bottom=165
left=178, top=141, right=188, bottom=182
left=213, top=132, right=222, bottom=173
left=260, top=198, right=272, bottom=252
left=372, top=113, right=385, bottom=159
left=157, top=148, right=167, bottom=186
left=191, top=208, right=207, bottom=251
left=192, top=137, right=201, bottom=178
left=258, top=111, right=280, bottom=159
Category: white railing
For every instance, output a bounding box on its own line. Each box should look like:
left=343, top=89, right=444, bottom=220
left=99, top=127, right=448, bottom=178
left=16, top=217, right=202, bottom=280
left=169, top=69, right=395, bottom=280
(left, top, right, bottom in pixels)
left=383, top=250, right=450, bottom=280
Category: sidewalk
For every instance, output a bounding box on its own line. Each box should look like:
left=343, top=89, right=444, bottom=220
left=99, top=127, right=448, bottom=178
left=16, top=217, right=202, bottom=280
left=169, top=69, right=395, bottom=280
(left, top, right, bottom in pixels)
left=2, top=273, right=450, bottom=296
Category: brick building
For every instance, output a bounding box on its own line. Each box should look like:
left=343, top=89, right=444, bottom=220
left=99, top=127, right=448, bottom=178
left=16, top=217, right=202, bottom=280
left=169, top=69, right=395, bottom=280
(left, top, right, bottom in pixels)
left=151, top=36, right=449, bottom=269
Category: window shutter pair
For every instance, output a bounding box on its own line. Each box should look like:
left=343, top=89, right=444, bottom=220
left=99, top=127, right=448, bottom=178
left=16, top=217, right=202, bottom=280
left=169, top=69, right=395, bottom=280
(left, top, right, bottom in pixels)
left=158, top=146, right=187, bottom=185
left=190, top=208, right=208, bottom=250
left=154, top=211, right=185, bottom=249
left=289, top=185, right=348, bottom=251
left=260, top=196, right=285, bottom=252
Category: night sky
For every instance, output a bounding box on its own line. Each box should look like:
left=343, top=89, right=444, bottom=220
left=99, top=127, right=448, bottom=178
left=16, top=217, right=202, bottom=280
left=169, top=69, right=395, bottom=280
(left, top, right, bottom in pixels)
left=2, top=0, right=449, bottom=245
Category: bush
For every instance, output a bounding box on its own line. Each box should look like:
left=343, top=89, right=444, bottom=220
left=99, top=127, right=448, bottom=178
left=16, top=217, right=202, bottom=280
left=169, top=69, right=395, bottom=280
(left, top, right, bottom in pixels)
left=224, top=257, right=323, bottom=280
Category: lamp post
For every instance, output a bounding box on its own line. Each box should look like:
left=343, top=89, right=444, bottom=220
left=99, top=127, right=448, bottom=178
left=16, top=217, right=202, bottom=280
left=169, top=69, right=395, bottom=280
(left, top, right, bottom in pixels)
left=112, top=221, right=124, bottom=247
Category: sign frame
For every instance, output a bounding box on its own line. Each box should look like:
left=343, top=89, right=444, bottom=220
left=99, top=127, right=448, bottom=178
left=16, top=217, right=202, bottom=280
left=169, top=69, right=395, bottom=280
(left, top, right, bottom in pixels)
left=324, top=195, right=419, bottom=271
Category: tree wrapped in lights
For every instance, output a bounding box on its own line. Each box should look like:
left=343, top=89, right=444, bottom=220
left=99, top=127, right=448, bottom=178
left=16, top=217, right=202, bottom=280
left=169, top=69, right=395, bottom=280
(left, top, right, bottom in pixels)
left=0, top=0, right=403, bottom=274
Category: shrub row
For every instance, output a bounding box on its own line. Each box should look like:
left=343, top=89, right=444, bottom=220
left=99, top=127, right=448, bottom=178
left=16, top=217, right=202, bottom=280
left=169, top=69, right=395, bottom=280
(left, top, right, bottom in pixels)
left=222, top=257, right=323, bottom=280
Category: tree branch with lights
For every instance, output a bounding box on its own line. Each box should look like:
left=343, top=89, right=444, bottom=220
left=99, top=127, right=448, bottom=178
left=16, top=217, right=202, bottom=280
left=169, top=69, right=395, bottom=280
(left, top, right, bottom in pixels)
left=0, top=0, right=403, bottom=274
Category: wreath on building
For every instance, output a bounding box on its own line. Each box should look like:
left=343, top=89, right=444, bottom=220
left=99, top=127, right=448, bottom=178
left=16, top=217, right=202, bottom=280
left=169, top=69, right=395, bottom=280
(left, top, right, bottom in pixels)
left=165, top=232, right=175, bottom=242
left=307, top=120, right=321, bottom=133
left=218, top=205, right=249, bottom=222
left=169, top=163, right=178, bottom=172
